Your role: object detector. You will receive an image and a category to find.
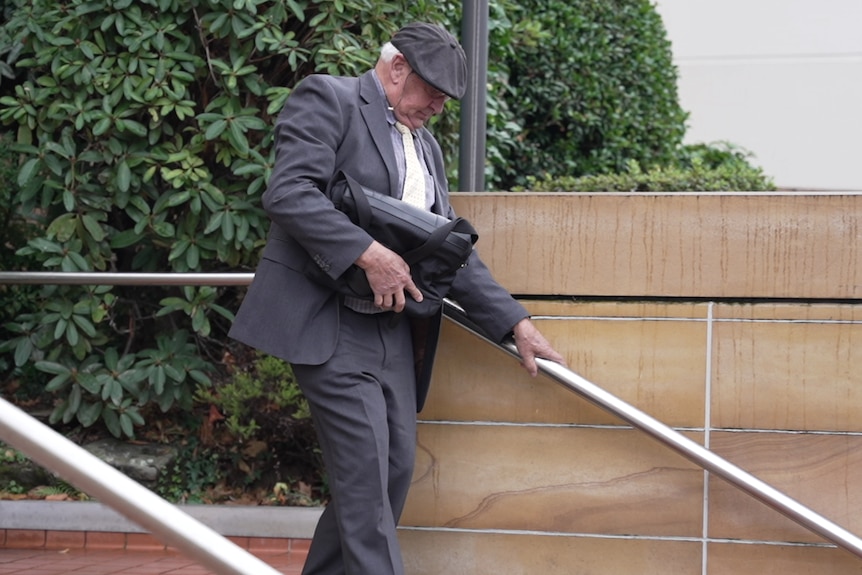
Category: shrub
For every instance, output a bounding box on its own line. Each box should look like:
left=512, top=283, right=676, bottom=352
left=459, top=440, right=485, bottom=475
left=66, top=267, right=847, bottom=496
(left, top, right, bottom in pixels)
left=488, top=0, right=688, bottom=190
left=0, top=0, right=19, bottom=94
left=0, top=0, right=454, bottom=438
left=0, top=130, right=42, bottom=377
left=196, top=353, right=311, bottom=444
left=520, top=143, right=776, bottom=192
left=193, top=353, right=324, bottom=504
left=154, top=437, right=222, bottom=504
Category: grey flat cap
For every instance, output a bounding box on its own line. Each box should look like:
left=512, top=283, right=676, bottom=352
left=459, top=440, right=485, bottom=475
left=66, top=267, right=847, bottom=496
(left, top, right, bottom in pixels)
left=391, top=22, right=467, bottom=100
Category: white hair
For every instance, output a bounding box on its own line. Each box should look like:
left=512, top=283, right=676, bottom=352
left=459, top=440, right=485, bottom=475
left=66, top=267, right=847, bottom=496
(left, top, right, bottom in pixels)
left=379, top=41, right=401, bottom=63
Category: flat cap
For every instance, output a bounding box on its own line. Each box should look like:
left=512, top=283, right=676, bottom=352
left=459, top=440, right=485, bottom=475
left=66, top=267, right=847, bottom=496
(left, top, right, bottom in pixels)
left=391, top=22, right=467, bottom=100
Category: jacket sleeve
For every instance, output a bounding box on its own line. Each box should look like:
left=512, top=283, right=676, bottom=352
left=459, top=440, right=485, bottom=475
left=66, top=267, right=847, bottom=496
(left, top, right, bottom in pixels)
left=446, top=249, right=529, bottom=343
left=424, top=143, right=528, bottom=343
left=262, top=75, right=374, bottom=280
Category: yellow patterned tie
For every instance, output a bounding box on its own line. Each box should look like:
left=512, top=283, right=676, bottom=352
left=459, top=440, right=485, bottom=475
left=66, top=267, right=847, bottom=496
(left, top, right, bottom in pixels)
left=395, top=121, right=427, bottom=209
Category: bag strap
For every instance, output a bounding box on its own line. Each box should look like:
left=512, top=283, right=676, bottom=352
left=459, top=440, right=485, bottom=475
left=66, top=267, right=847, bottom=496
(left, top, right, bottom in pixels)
left=329, top=170, right=478, bottom=264
left=325, top=170, right=374, bottom=228
left=341, top=172, right=373, bottom=229
left=401, top=217, right=477, bottom=265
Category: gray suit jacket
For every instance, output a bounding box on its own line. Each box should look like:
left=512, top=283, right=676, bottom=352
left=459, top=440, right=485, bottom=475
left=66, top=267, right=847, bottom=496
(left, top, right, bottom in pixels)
left=229, top=70, right=528, bottom=411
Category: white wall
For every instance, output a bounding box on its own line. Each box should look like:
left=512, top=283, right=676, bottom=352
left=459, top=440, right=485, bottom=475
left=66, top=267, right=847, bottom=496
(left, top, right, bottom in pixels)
left=654, top=0, right=862, bottom=189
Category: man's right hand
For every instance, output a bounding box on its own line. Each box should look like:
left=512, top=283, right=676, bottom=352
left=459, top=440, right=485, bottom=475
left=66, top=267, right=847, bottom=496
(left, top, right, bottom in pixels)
left=355, top=241, right=423, bottom=313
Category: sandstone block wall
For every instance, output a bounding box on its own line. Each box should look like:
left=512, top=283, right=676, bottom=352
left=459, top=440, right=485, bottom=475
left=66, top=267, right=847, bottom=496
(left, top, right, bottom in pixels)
left=399, top=193, right=862, bottom=575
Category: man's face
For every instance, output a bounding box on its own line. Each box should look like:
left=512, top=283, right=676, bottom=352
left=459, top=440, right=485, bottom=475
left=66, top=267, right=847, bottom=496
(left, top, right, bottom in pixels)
left=392, top=67, right=450, bottom=131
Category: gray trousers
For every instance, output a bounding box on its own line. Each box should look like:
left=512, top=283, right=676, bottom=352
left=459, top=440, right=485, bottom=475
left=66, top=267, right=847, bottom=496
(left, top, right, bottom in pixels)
left=292, top=306, right=417, bottom=575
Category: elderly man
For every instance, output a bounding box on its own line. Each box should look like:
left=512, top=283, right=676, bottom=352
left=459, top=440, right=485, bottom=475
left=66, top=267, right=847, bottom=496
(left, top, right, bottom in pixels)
left=230, top=22, right=564, bottom=575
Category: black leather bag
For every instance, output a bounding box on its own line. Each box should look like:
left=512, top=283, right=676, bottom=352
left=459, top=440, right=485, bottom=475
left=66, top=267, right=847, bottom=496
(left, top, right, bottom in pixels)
left=307, top=171, right=478, bottom=318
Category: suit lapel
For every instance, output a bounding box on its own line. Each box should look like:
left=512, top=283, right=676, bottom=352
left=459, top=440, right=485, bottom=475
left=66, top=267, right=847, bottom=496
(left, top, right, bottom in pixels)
left=418, top=129, right=449, bottom=216
left=359, top=72, right=400, bottom=198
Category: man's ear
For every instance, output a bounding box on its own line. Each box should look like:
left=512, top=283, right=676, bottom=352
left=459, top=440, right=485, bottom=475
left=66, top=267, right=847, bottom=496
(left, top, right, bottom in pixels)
left=390, top=54, right=411, bottom=85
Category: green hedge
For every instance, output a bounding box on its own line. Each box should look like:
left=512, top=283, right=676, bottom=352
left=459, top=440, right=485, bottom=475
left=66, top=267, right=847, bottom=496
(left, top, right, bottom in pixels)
left=521, top=143, right=776, bottom=192
left=487, top=0, right=688, bottom=190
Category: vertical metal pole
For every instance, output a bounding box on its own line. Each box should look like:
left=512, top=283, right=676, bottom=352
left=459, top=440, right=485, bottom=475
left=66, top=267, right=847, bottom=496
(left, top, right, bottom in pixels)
left=458, top=0, right=489, bottom=192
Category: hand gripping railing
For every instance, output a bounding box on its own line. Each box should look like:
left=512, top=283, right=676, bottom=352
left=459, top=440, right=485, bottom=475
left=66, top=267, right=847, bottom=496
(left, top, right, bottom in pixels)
left=1, top=271, right=862, bottom=562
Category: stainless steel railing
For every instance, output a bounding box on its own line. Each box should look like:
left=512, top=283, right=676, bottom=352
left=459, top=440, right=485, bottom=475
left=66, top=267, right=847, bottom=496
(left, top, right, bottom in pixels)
left=444, top=300, right=862, bottom=558
left=1, top=271, right=862, bottom=561
left=0, top=398, right=284, bottom=575
left=0, top=272, right=273, bottom=575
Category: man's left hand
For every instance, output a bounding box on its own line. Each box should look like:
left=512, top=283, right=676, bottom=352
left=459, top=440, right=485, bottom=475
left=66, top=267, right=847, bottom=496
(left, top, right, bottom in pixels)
left=511, top=318, right=566, bottom=377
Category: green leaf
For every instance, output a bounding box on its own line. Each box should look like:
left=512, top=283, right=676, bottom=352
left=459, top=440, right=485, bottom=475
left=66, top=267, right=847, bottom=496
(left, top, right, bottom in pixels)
left=286, top=0, right=305, bottom=20
left=151, top=221, right=176, bottom=237
left=121, top=119, right=147, bottom=137
left=157, top=392, right=174, bottom=412
left=119, top=368, right=147, bottom=392
left=77, top=372, right=101, bottom=395
left=62, top=189, right=76, bottom=211
left=203, top=211, right=224, bottom=234
left=81, top=214, right=106, bottom=241
left=72, top=314, right=98, bottom=337
left=152, top=365, right=166, bottom=394
left=77, top=402, right=103, bottom=427
left=189, top=369, right=211, bottom=386
left=93, top=117, right=112, bottom=136
left=49, top=402, right=66, bottom=425
left=221, top=211, right=235, bottom=240
left=116, top=161, right=132, bottom=193
left=14, top=337, right=33, bottom=366
left=209, top=303, right=236, bottom=322
left=168, top=239, right=189, bottom=262
left=125, top=407, right=145, bottom=426
left=163, top=362, right=183, bottom=382
left=47, top=213, right=77, bottom=242
left=65, top=320, right=79, bottom=346
left=67, top=251, right=90, bottom=271
left=105, top=379, right=123, bottom=404
left=191, top=309, right=209, bottom=335
left=28, top=238, right=64, bottom=254
left=110, top=228, right=143, bottom=248
left=18, top=157, right=40, bottom=187
left=36, top=361, right=71, bottom=376
left=159, top=296, right=188, bottom=307
left=204, top=118, right=227, bottom=140
left=45, top=372, right=72, bottom=392
left=103, top=408, right=121, bottom=438
left=59, top=401, right=76, bottom=424
left=185, top=243, right=200, bottom=268
left=227, top=120, right=249, bottom=155
left=68, top=384, right=82, bottom=415
left=165, top=190, right=191, bottom=207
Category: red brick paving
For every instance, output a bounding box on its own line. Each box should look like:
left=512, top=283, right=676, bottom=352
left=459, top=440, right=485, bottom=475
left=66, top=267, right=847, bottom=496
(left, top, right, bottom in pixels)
left=0, top=529, right=309, bottom=575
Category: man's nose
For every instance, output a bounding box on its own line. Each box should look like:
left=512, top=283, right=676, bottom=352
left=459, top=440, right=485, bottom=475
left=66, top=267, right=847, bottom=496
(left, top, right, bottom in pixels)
left=430, top=96, right=447, bottom=115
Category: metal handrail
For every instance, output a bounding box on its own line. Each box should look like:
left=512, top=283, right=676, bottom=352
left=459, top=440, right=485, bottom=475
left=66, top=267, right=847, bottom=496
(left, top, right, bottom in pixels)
left=0, top=271, right=254, bottom=286
left=1, top=271, right=862, bottom=561
left=0, top=399, right=283, bottom=575
left=444, top=301, right=862, bottom=559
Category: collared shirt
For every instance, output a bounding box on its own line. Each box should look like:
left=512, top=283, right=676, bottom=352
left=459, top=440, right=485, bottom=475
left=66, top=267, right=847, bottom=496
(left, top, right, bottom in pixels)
left=344, top=71, right=435, bottom=314
left=371, top=70, right=434, bottom=210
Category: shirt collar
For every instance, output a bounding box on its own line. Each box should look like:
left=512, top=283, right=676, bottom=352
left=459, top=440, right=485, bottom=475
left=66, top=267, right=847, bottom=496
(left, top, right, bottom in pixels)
left=371, top=70, right=397, bottom=127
